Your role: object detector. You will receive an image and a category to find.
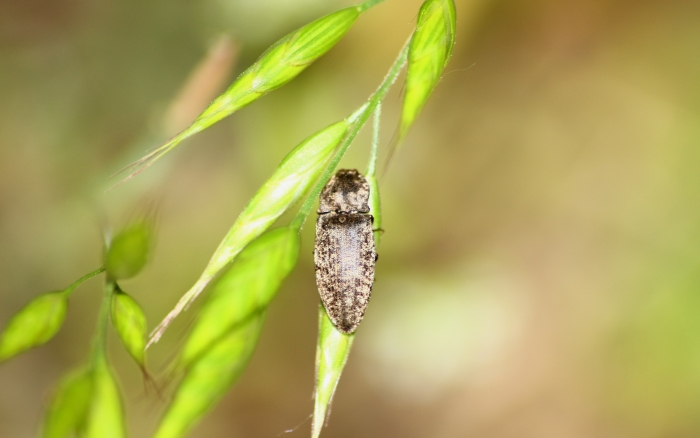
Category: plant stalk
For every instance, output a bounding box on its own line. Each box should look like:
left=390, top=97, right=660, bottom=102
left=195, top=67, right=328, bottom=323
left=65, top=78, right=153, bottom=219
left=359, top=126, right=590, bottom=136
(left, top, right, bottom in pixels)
left=358, top=0, right=387, bottom=13
left=366, top=103, right=381, bottom=177
left=91, top=279, right=116, bottom=363
left=63, top=267, right=106, bottom=296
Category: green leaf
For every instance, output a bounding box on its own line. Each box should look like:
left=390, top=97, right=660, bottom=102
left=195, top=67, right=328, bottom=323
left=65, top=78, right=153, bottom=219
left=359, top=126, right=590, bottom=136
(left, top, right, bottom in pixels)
left=105, top=221, right=152, bottom=280
left=149, top=120, right=347, bottom=345
left=40, top=368, right=93, bottom=438
left=111, top=289, right=147, bottom=367
left=181, top=227, right=300, bottom=367
left=400, top=0, right=457, bottom=140
left=125, top=1, right=386, bottom=179
left=84, top=358, right=126, bottom=438
left=312, top=305, right=355, bottom=438
left=0, top=292, right=68, bottom=361
left=153, top=314, right=265, bottom=438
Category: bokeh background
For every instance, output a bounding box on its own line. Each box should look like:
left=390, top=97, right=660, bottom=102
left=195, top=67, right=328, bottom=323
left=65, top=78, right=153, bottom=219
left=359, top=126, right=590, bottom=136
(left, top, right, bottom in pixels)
left=2, top=0, right=700, bottom=437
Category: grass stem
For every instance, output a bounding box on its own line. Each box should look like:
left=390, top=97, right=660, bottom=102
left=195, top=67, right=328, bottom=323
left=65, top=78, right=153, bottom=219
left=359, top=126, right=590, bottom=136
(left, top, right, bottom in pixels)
left=366, top=103, right=382, bottom=177
left=91, top=279, right=116, bottom=363
left=64, top=267, right=106, bottom=296
left=358, top=0, right=387, bottom=13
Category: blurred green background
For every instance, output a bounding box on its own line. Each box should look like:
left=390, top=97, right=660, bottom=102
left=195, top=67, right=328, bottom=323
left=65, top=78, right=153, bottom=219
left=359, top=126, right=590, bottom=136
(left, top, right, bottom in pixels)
left=2, top=0, right=700, bottom=437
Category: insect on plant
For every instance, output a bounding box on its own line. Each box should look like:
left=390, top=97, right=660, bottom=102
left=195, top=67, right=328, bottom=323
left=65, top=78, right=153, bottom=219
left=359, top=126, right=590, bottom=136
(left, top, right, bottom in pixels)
left=0, top=0, right=457, bottom=437
left=315, top=169, right=377, bottom=335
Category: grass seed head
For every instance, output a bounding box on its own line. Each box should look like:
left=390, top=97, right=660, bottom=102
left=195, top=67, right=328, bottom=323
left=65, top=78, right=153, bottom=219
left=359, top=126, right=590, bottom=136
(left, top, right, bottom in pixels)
left=400, top=0, right=457, bottom=140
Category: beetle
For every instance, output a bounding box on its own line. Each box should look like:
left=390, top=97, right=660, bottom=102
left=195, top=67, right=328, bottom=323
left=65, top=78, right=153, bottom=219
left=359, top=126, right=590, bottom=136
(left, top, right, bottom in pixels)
left=314, top=169, right=377, bottom=334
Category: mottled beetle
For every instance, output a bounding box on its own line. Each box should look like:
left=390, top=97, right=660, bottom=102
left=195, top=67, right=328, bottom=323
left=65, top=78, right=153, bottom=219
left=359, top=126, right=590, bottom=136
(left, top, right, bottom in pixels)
left=314, top=169, right=377, bottom=334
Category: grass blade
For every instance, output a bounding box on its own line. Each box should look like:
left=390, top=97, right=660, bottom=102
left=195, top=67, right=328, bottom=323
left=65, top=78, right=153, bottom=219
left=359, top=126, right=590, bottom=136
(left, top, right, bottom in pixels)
left=311, top=306, right=355, bottom=438
left=180, top=227, right=299, bottom=367
left=84, top=357, right=126, bottom=438
left=153, top=227, right=299, bottom=438
left=121, top=1, right=387, bottom=182
left=40, top=368, right=93, bottom=438
left=111, top=289, right=148, bottom=368
left=148, top=121, right=348, bottom=346
left=0, top=292, right=68, bottom=361
left=399, top=0, right=457, bottom=140
left=162, top=36, right=241, bottom=137
left=105, top=220, right=153, bottom=280
left=153, top=314, right=265, bottom=438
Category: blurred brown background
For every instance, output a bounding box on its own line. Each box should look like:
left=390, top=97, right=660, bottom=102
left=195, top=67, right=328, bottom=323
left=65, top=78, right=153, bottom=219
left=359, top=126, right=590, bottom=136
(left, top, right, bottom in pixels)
left=2, top=0, right=700, bottom=437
